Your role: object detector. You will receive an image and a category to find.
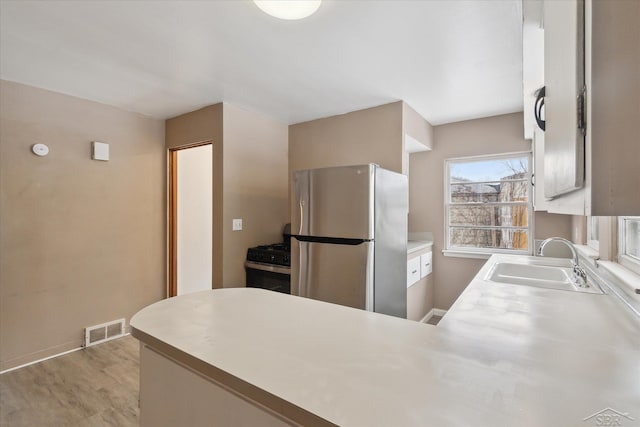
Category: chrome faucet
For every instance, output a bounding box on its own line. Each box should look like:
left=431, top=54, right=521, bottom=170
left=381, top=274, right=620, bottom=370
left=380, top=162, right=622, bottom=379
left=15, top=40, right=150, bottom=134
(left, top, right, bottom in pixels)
left=538, top=237, right=588, bottom=287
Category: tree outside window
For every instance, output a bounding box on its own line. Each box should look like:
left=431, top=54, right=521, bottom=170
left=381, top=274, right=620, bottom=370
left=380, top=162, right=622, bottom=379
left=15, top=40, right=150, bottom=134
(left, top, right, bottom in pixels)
left=445, top=153, right=532, bottom=254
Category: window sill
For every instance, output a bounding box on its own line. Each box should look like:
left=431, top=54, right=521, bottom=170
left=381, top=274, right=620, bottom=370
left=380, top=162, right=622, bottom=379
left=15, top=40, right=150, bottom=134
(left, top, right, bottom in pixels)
left=575, top=244, right=640, bottom=289
left=596, top=261, right=640, bottom=300
left=442, top=250, right=531, bottom=260
left=575, top=245, right=640, bottom=305
left=442, top=250, right=492, bottom=260
left=618, top=255, right=640, bottom=277
left=574, top=244, right=599, bottom=264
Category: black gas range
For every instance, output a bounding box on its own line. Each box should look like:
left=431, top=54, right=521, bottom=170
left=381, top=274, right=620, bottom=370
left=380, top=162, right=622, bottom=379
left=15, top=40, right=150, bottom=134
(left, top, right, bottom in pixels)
left=246, top=243, right=290, bottom=267
left=244, top=226, right=291, bottom=294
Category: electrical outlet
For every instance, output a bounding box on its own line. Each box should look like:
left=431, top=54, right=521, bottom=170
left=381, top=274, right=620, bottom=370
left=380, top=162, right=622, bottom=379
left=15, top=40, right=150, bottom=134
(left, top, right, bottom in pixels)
left=232, top=219, right=242, bottom=231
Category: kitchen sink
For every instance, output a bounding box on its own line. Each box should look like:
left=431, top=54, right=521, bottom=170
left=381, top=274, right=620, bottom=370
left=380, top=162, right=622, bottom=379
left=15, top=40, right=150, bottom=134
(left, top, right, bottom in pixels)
left=485, top=262, right=603, bottom=294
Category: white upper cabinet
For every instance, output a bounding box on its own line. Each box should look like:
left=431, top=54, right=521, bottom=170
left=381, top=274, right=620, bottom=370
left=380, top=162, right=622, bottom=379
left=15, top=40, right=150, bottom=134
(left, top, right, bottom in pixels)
left=522, top=0, right=544, bottom=141
left=543, top=0, right=586, bottom=200
left=528, top=0, right=640, bottom=216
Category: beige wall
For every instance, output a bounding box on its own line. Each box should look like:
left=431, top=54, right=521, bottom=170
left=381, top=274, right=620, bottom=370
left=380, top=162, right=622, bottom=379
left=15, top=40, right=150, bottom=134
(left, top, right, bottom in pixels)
left=403, top=103, right=434, bottom=149
left=167, top=103, right=289, bottom=288
left=166, top=105, right=224, bottom=287
left=289, top=102, right=404, bottom=223
left=221, top=104, right=289, bottom=287
left=409, top=112, right=572, bottom=309
left=571, top=215, right=588, bottom=245
left=533, top=211, right=572, bottom=240
left=165, top=105, right=223, bottom=150
left=0, top=80, right=165, bottom=371
left=402, top=103, right=434, bottom=175
left=289, top=101, right=404, bottom=175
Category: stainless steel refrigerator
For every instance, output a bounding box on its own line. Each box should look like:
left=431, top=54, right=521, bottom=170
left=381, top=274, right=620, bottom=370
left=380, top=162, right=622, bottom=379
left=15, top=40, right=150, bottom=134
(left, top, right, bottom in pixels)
left=291, top=164, right=408, bottom=318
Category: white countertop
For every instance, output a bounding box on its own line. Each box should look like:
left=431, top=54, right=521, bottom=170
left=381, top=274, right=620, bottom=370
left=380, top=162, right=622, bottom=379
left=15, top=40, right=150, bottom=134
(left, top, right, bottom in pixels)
left=407, top=240, right=432, bottom=254
left=131, top=255, right=640, bottom=426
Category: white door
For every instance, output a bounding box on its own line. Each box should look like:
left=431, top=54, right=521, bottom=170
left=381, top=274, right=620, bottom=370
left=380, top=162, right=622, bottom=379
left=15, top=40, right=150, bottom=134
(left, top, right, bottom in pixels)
left=176, top=144, right=212, bottom=295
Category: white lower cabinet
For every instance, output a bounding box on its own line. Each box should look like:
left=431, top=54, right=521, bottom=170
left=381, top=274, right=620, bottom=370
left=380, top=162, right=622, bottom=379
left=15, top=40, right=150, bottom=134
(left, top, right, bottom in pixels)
left=407, top=245, right=434, bottom=322
left=420, top=252, right=432, bottom=278
left=407, top=249, right=433, bottom=287
left=407, top=257, right=421, bottom=288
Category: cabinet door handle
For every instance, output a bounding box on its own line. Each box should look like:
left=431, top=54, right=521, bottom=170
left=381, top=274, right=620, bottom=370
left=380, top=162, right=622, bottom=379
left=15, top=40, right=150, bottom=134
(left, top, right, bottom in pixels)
left=577, top=86, right=586, bottom=135
left=411, top=270, right=418, bottom=274
left=534, top=86, right=546, bottom=131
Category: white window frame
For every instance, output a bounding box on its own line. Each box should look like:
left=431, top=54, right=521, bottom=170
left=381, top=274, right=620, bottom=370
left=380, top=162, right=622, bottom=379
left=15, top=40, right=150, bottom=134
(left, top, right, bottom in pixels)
left=587, top=216, right=600, bottom=251
left=617, top=216, right=640, bottom=276
left=444, top=152, right=534, bottom=257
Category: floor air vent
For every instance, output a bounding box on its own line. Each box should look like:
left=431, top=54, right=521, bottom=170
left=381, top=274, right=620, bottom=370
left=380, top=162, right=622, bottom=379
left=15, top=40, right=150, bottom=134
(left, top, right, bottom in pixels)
left=84, top=318, right=126, bottom=347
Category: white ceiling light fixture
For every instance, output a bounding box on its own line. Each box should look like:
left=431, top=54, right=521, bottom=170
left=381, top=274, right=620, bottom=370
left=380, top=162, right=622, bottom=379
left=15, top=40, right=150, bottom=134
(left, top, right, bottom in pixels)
left=254, top=0, right=321, bottom=20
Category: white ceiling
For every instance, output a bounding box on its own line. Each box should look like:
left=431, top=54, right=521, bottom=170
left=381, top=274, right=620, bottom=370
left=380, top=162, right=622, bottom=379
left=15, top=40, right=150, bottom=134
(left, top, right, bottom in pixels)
left=0, top=0, right=523, bottom=125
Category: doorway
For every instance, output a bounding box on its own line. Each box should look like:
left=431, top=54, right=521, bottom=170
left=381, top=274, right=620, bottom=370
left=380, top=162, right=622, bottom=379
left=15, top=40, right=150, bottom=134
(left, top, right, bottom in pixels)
left=168, top=142, right=213, bottom=297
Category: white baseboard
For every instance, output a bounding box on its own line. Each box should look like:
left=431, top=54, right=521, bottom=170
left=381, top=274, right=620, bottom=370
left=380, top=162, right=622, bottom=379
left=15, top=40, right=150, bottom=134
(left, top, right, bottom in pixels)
left=0, top=332, right=131, bottom=375
left=419, top=311, right=432, bottom=323
left=0, top=347, right=82, bottom=375
left=420, top=308, right=448, bottom=324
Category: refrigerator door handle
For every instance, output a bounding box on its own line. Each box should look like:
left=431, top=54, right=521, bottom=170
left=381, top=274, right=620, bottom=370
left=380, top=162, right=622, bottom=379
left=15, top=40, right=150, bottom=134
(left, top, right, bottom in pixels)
left=298, top=240, right=309, bottom=297
left=365, top=242, right=374, bottom=311
left=298, top=200, right=304, bottom=235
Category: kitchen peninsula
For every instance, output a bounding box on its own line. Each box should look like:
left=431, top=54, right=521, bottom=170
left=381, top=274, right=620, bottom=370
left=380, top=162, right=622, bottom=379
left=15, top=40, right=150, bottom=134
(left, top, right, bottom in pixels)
left=130, top=257, right=640, bottom=427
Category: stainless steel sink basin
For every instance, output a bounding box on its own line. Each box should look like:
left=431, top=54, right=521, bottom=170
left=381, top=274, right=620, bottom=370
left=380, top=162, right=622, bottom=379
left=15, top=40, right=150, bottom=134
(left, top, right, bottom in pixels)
left=485, top=262, right=602, bottom=294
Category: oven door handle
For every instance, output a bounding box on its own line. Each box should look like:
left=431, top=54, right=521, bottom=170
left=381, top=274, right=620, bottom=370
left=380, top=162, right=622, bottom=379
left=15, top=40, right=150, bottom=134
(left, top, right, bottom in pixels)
left=244, top=261, right=291, bottom=275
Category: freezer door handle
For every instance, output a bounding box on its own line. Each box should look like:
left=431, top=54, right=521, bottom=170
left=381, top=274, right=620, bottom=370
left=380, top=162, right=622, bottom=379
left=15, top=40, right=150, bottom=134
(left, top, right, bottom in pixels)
left=293, top=235, right=369, bottom=245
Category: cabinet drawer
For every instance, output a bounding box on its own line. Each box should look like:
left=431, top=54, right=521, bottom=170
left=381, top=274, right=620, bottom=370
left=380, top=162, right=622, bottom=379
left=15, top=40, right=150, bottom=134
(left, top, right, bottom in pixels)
left=420, top=252, right=432, bottom=278
left=407, top=257, right=421, bottom=288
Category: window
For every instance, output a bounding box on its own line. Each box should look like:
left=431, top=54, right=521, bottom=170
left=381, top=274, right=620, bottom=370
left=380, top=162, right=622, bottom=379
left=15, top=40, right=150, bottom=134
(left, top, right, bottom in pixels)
left=587, top=216, right=600, bottom=251
left=445, top=153, right=532, bottom=255
left=618, top=216, right=640, bottom=275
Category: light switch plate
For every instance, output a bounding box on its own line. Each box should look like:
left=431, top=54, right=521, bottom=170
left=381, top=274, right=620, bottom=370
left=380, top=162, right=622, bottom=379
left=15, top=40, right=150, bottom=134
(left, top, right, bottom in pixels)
left=232, top=219, right=243, bottom=231
left=92, top=141, right=109, bottom=161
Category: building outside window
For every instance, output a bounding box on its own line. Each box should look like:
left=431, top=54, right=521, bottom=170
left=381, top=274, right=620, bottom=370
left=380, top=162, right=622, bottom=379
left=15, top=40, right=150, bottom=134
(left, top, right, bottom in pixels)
left=445, top=152, right=532, bottom=255
left=618, top=216, right=640, bottom=275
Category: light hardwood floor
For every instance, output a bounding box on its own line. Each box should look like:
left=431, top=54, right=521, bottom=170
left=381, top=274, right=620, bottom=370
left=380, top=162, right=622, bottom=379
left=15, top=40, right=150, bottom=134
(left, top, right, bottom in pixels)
left=0, top=335, right=139, bottom=426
